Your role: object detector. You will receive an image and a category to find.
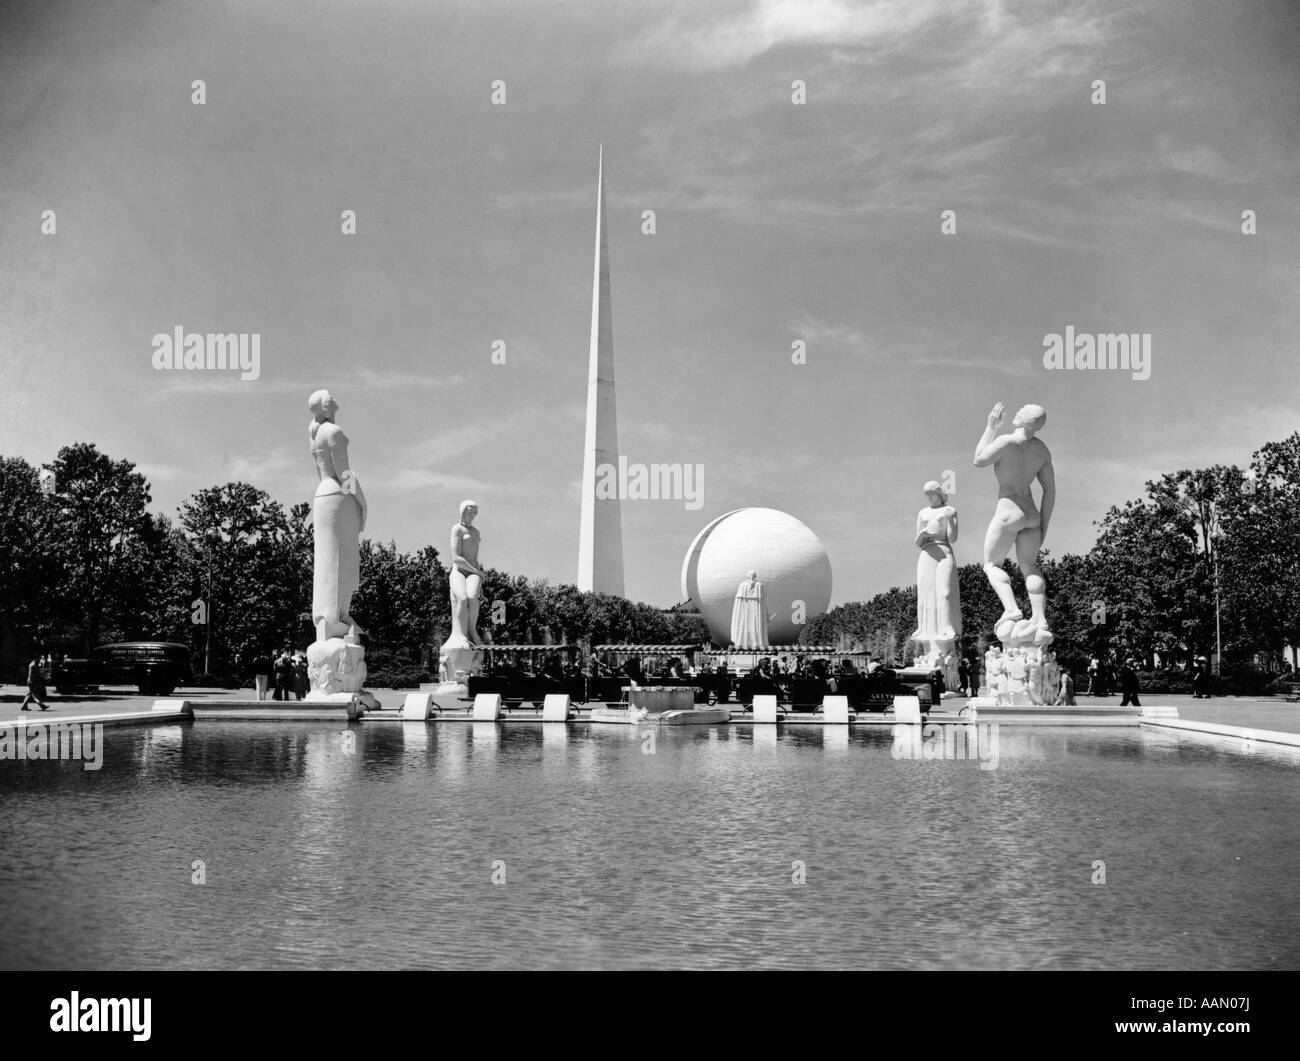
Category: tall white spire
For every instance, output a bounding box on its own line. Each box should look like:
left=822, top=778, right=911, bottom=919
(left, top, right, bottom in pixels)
left=577, top=146, right=625, bottom=596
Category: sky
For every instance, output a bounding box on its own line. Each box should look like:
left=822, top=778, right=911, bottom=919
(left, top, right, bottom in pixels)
left=2, top=0, right=1298, bottom=608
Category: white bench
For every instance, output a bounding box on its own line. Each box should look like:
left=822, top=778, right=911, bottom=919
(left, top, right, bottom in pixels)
left=893, top=695, right=923, bottom=724
left=752, top=694, right=779, bottom=724
left=821, top=695, right=852, bottom=724
left=542, top=693, right=571, bottom=722
left=401, top=692, right=433, bottom=721
left=472, top=693, right=503, bottom=721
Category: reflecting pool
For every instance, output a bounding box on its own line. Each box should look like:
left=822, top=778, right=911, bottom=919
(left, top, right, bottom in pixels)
left=1, top=722, right=1296, bottom=969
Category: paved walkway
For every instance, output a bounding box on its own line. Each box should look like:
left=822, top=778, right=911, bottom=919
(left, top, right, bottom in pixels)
left=0, top=685, right=313, bottom=722
left=4, top=687, right=1299, bottom=743
left=1166, top=699, right=1300, bottom=736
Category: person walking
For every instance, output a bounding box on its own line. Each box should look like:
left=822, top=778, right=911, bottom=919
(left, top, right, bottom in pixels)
left=1191, top=656, right=1210, bottom=699
left=958, top=657, right=970, bottom=697
left=1119, top=659, right=1141, bottom=708
left=19, top=656, right=51, bottom=712
left=252, top=652, right=272, bottom=701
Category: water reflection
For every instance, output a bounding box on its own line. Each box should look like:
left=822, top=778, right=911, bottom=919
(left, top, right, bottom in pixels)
left=542, top=724, right=568, bottom=755
left=821, top=727, right=849, bottom=753
left=0, top=721, right=1296, bottom=971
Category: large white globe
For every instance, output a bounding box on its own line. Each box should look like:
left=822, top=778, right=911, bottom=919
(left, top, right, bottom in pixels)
left=681, top=508, right=833, bottom=646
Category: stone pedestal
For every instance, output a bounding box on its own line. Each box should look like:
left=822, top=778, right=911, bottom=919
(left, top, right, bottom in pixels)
left=626, top=686, right=696, bottom=712
left=305, top=637, right=379, bottom=709
left=984, top=622, right=1058, bottom=707
left=438, top=633, right=483, bottom=685
left=915, top=638, right=963, bottom=697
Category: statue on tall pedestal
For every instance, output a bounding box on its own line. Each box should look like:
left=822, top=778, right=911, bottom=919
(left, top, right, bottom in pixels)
left=911, top=480, right=961, bottom=680
left=973, top=401, right=1055, bottom=646
left=439, top=500, right=485, bottom=683
left=305, top=389, right=378, bottom=707
left=971, top=401, right=1057, bottom=706
left=730, top=570, right=770, bottom=649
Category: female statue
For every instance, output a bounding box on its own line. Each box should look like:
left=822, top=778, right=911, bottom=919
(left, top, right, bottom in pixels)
left=309, top=389, right=367, bottom=642
left=912, top=480, right=961, bottom=647
left=449, top=499, right=484, bottom=646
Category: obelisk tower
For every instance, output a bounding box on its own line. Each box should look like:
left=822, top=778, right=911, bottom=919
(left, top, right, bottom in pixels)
left=577, top=146, right=625, bottom=596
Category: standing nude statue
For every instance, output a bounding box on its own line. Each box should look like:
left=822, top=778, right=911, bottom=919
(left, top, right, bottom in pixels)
left=449, top=500, right=484, bottom=646
left=973, top=401, right=1055, bottom=645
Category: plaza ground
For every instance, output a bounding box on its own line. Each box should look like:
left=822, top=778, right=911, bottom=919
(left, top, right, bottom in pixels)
left=3, top=684, right=1299, bottom=743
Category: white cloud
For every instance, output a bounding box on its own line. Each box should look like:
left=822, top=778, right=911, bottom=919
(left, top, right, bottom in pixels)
left=622, top=0, right=948, bottom=70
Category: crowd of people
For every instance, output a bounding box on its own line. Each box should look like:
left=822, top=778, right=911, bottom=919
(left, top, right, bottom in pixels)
left=245, top=649, right=309, bottom=702
left=927, top=650, right=1206, bottom=707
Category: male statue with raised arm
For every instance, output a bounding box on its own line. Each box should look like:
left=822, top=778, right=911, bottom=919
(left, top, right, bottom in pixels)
left=973, top=401, right=1056, bottom=646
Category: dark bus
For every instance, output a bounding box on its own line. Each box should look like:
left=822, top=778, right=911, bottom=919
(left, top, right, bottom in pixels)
left=53, top=642, right=194, bottom=697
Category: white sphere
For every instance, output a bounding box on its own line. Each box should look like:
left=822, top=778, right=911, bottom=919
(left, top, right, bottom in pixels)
left=681, top=508, right=832, bottom=646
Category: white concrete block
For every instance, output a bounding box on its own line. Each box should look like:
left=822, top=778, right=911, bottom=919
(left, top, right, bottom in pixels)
left=401, top=692, right=433, bottom=721
left=821, top=695, right=851, bottom=724
left=1141, top=705, right=1179, bottom=719
left=893, top=695, right=923, bottom=724
left=472, top=693, right=502, bottom=721
left=542, top=693, right=571, bottom=722
left=753, top=694, right=779, bottom=724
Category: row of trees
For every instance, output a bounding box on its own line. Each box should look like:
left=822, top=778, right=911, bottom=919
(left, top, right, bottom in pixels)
left=806, top=433, right=1300, bottom=676
left=0, top=443, right=705, bottom=683
left=3, top=432, right=1296, bottom=683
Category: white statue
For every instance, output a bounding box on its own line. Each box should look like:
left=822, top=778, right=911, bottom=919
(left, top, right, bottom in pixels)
left=439, top=500, right=485, bottom=683
left=911, top=480, right=961, bottom=672
left=987, top=647, right=1007, bottom=696
left=973, top=401, right=1055, bottom=646
left=309, top=389, right=365, bottom=641
left=1041, top=649, right=1059, bottom=705
left=1007, top=649, right=1029, bottom=702
left=450, top=500, right=484, bottom=647
left=730, top=570, right=770, bottom=649
left=1027, top=650, right=1042, bottom=705
left=941, top=650, right=960, bottom=694
left=305, top=389, right=376, bottom=706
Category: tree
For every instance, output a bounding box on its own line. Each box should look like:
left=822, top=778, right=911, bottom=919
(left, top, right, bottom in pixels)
left=103, top=513, right=192, bottom=644
left=353, top=541, right=444, bottom=663
left=45, top=443, right=153, bottom=653
left=0, top=456, right=63, bottom=667
left=1219, top=434, right=1300, bottom=667
left=178, top=483, right=298, bottom=672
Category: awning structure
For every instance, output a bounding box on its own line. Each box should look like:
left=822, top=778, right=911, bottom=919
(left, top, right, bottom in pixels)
left=480, top=644, right=577, bottom=651
left=702, top=644, right=869, bottom=655
left=592, top=644, right=699, bottom=654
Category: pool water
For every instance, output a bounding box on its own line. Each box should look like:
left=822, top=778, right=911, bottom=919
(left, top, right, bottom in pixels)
left=0, top=722, right=1296, bottom=969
